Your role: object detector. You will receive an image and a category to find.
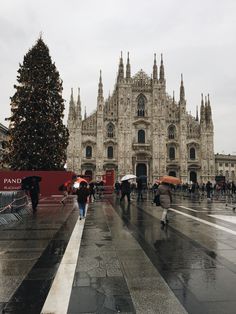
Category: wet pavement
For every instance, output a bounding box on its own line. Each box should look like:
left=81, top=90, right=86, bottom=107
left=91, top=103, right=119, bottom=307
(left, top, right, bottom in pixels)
left=1, top=193, right=236, bottom=313
left=0, top=196, right=78, bottom=314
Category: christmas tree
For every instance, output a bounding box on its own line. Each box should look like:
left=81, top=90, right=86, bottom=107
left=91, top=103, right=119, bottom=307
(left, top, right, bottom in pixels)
left=4, top=37, right=69, bottom=170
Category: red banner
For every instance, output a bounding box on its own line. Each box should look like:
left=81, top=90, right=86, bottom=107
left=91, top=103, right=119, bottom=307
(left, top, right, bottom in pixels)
left=0, top=171, right=75, bottom=196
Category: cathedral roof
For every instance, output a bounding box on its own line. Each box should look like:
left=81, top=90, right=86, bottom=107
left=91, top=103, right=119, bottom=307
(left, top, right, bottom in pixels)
left=132, top=69, right=151, bottom=81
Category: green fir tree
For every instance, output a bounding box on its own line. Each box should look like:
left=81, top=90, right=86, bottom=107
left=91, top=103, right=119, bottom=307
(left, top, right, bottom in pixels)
left=4, top=37, right=69, bottom=170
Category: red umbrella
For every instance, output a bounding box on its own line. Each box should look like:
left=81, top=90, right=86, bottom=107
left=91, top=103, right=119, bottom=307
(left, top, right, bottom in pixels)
left=160, top=176, right=181, bottom=185
left=76, top=177, right=88, bottom=183
left=74, top=177, right=88, bottom=188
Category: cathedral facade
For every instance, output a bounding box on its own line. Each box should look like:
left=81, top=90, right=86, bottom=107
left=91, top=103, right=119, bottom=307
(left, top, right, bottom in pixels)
left=66, top=53, right=215, bottom=184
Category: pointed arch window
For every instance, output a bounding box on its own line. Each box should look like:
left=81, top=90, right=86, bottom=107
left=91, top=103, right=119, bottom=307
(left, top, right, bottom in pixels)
left=107, top=146, right=113, bottom=159
left=169, top=147, right=175, bottom=160
left=190, top=147, right=196, bottom=160
left=168, top=125, right=176, bottom=139
left=86, top=146, right=92, bottom=158
left=137, top=95, right=145, bottom=117
left=138, top=129, right=145, bottom=143
left=107, top=123, right=115, bottom=138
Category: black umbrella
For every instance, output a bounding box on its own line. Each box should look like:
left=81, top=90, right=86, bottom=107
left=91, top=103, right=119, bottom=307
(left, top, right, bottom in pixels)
left=21, top=176, right=42, bottom=190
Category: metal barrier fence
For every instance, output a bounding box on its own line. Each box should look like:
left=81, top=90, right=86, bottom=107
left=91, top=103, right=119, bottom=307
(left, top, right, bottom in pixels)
left=0, top=190, right=29, bottom=215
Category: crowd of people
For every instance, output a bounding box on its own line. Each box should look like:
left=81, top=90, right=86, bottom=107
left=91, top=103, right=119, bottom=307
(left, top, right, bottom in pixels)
left=175, top=181, right=236, bottom=200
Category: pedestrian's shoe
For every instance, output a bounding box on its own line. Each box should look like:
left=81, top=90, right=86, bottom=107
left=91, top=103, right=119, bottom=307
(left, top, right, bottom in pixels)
left=79, top=216, right=82, bottom=220
left=160, top=220, right=165, bottom=226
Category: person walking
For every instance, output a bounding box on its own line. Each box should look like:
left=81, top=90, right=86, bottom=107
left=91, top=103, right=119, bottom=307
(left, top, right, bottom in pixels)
left=156, top=182, right=172, bottom=227
left=206, top=181, right=212, bottom=201
left=137, top=178, right=144, bottom=201
left=120, top=180, right=131, bottom=203
left=76, top=182, right=90, bottom=220
left=88, top=182, right=95, bottom=203
left=29, top=177, right=40, bottom=213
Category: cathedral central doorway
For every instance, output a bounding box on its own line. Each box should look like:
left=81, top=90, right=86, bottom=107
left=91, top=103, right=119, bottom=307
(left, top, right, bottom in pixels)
left=136, top=163, right=147, bottom=177
left=190, top=171, right=197, bottom=183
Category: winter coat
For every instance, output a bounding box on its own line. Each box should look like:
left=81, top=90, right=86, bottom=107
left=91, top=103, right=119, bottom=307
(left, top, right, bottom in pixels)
left=76, top=187, right=89, bottom=204
left=121, top=180, right=131, bottom=194
left=156, top=184, right=172, bottom=209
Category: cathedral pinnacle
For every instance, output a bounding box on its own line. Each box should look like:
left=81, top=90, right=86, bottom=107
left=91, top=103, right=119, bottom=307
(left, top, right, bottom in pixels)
left=196, top=105, right=199, bottom=121
left=70, top=87, right=74, bottom=102
left=67, top=87, right=76, bottom=125
left=180, top=74, right=185, bottom=102
left=76, top=87, right=81, bottom=119
left=118, top=51, right=124, bottom=81
left=98, top=70, right=104, bottom=101
left=84, top=106, right=87, bottom=119
left=126, top=52, right=131, bottom=79
left=159, top=53, right=165, bottom=82
left=200, top=93, right=205, bottom=123
left=172, top=91, right=175, bottom=103
left=153, top=53, right=158, bottom=80
left=207, top=94, right=212, bottom=121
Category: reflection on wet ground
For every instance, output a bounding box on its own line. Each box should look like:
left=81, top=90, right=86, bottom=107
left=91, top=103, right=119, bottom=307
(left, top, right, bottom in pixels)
left=1, top=194, right=236, bottom=313
left=110, top=195, right=236, bottom=314
left=0, top=196, right=78, bottom=314
left=67, top=205, right=135, bottom=314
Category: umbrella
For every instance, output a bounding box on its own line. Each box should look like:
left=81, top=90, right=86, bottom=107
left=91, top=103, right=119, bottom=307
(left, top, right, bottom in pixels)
left=121, top=174, right=137, bottom=181
left=21, top=176, right=42, bottom=190
left=73, top=177, right=88, bottom=188
left=160, top=176, right=181, bottom=185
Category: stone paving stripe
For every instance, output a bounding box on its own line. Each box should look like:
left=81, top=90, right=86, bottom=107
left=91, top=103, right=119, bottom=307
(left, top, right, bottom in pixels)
left=41, top=216, right=85, bottom=314
left=170, top=208, right=236, bottom=236
left=105, top=202, right=188, bottom=314
left=208, top=215, right=236, bottom=224
left=179, top=205, right=198, bottom=212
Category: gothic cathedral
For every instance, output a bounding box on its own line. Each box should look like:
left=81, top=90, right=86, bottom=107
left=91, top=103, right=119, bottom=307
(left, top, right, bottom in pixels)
left=66, top=53, right=215, bottom=183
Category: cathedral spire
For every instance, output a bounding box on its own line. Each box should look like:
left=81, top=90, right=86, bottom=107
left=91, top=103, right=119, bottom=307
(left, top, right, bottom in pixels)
left=180, top=74, right=185, bottom=102
left=172, top=91, right=175, bottom=104
left=153, top=53, right=158, bottom=80
left=76, top=87, right=81, bottom=119
left=196, top=105, right=199, bottom=121
left=159, top=53, right=165, bottom=82
left=207, top=94, right=212, bottom=121
left=117, top=51, right=124, bottom=81
left=68, top=87, right=75, bottom=120
left=97, top=70, right=104, bottom=101
left=200, top=93, right=205, bottom=123
left=84, top=106, right=87, bottom=119
left=126, top=52, right=131, bottom=79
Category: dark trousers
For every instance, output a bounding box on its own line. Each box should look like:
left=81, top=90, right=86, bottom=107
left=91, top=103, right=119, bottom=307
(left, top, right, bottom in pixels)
left=137, top=189, right=143, bottom=201
left=30, top=192, right=39, bottom=211
left=120, top=192, right=130, bottom=203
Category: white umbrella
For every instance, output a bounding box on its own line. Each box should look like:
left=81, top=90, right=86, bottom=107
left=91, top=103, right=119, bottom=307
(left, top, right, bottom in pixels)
left=121, top=174, right=137, bottom=181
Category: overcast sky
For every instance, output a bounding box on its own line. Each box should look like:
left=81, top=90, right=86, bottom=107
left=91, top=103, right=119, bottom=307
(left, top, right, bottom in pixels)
left=0, top=0, right=235, bottom=154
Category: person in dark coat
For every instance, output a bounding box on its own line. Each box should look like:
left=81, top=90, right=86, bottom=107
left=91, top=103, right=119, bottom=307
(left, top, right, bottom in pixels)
left=206, top=181, right=212, bottom=200
left=137, top=178, right=144, bottom=201
left=156, top=182, right=172, bottom=227
left=29, top=177, right=40, bottom=213
left=120, top=180, right=131, bottom=203
left=76, top=182, right=90, bottom=220
left=88, top=182, right=95, bottom=202
left=114, top=181, right=121, bottom=197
